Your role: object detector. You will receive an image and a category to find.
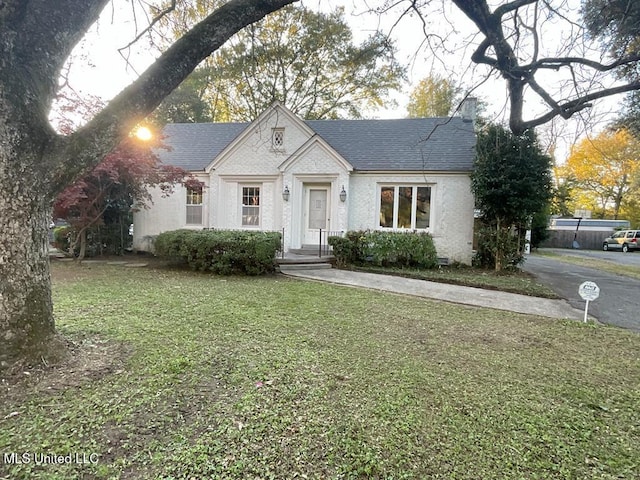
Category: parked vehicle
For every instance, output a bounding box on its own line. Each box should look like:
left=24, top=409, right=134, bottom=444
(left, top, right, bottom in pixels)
left=602, top=230, right=640, bottom=252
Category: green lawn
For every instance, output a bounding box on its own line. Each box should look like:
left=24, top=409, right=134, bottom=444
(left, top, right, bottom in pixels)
left=1, top=262, right=639, bottom=479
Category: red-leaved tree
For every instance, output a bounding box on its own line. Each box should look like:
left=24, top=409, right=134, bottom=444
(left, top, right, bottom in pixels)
left=53, top=135, right=191, bottom=260
left=51, top=92, right=196, bottom=260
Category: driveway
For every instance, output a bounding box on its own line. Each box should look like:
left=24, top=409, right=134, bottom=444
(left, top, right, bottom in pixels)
left=523, top=253, right=640, bottom=333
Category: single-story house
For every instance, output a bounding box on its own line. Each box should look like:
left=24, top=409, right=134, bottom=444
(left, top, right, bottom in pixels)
left=133, top=101, right=477, bottom=263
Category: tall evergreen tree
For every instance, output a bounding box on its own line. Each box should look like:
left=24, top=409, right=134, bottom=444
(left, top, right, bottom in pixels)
left=472, top=124, right=553, bottom=270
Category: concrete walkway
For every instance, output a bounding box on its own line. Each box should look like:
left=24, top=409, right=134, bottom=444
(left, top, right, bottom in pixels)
left=281, top=268, right=584, bottom=320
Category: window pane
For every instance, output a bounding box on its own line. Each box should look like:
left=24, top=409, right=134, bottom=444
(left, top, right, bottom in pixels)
left=415, top=187, right=431, bottom=229
left=397, top=186, right=412, bottom=228
left=242, top=187, right=260, bottom=226
left=186, top=186, right=203, bottom=205
left=186, top=186, right=203, bottom=225
left=379, top=187, right=395, bottom=228
left=186, top=205, right=202, bottom=225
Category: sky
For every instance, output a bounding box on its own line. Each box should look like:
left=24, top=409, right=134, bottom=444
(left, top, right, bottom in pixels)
left=62, top=0, right=625, bottom=162
left=64, top=0, right=458, bottom=114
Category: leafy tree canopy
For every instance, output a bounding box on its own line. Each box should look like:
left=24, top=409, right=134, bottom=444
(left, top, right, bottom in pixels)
left=151, top=70, right=216, bottom=125
left=583, top=0, right=640, bottom=80
left=559, top=128, right=640, bottom=219
left=583, top=0, right=640, bottom=133
left=156, top=5, right=405, bottom=121
left=406, top=74, right=459, bottom=118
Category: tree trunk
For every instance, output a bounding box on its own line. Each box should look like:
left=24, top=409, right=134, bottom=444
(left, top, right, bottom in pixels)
left=0, top=165, right=58, bottom=371
left=78, top=228, right=87, bottom=261
left=495, top=218, right=503, bottom=272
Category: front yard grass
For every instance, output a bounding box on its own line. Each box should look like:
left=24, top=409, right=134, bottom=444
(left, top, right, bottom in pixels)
left=1, top=262, right=639, bottom=479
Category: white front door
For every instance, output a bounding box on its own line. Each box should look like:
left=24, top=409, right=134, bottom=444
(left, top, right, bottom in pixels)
left=304, top=186, right=330, bottom=245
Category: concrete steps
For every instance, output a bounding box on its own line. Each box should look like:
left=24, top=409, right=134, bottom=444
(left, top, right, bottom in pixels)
left=276, top=250, right=334, bottom=272
left=288, top=245, right=332, bottom=256
left=279, top=262, right=332, bottom=272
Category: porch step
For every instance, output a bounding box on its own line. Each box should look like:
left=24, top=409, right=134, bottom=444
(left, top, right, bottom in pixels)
left=277, top=255, right=333, bottom=264
left=279, top=263, right=332, bottom=272
left=288, top=245, right=331, bottom=256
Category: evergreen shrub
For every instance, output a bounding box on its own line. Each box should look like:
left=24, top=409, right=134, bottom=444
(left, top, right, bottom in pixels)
left=329, top=230, right=438, bottom=269
left=154, top=229, right=282, bottom=275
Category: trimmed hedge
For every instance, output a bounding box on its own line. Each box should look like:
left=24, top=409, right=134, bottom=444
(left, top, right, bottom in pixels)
left=328, top=230, right=438, bottom=269
left=154, top=229, right=282, bottom=275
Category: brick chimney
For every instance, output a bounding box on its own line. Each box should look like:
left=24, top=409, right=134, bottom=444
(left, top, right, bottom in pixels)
left=460, top=97, right=478, bottom=123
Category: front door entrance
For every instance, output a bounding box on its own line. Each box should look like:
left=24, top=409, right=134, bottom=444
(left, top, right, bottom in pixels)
left=303, top=185, right=330, bottom=245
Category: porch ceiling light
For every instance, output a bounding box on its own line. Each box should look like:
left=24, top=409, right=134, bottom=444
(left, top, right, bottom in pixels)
left=339, top=185, right=347, bottom=202
left=282, top=185, right=290, bottom=202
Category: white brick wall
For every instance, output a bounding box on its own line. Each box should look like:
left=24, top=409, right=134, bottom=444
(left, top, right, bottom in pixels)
left=348, top=172, right=474, bottom=264
left=132, top=180, right=209, bottom=252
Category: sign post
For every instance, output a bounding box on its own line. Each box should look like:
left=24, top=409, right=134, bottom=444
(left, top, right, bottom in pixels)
left=578, top=281, right=600, bottom=323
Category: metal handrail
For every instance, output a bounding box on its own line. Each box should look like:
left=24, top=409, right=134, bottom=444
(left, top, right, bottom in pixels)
left=318, top=229, right=344, bottom=257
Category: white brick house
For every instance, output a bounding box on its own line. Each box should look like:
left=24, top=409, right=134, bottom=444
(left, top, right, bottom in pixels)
left=133, top=102, right=477, bottom=263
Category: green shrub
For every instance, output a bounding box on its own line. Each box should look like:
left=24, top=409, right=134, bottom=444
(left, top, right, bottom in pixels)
left=154, top=229, right=282, bottom=275
left=473, top=224, right=524, bottom=270
left=329, top=230, right=438, bottom=269
left=363, top=231, right=438, bottom=268
left=53, top=226, right=72, bottom=252
left=328, top=236, right=357, bottom=267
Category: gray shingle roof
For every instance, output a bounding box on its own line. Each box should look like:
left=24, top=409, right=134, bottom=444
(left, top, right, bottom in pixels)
left=157, top=122, right=248, bottom=171
left=308, top=117, right=475, bottom=171
left=157, top=117, right=476, bottom=172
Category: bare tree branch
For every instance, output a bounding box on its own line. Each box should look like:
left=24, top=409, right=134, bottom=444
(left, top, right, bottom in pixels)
left=118, top=0, right=178, bottom=52
left=520, top=80, right=640, bottom=130
left=447, top=0, right=640, bottom=132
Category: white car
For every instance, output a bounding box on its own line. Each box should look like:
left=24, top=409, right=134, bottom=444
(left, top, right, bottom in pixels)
left=602, top=230, right=640, bottom=252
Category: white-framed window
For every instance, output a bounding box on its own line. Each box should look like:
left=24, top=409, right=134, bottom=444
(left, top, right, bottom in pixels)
left=272, top=128, right=285, bottom=150
left=379, top=185, right=431, bottom=230
left=241, top=186, right=261, bottom=226
left=186, top=186, right=203, bottom=225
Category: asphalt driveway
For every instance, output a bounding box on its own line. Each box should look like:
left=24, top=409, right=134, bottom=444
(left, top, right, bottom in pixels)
left=523, top=252, right=640, bottom=333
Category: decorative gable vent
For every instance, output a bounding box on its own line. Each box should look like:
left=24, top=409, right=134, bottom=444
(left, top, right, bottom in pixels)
left=272, top=128, right=285, bottom=150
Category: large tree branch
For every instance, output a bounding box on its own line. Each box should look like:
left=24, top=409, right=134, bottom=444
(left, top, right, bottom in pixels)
left=493, top=0, right=538, bottom=19
left=449, top=0, right=640, bottom=133
left=0, top=0, right=110, bottom=151
left=526, top=53, right=640, bottom=72
left=516, top=80, right=640, bottom=132
left=8, top=0, right=110, bottom=111
left=47, top=0, right=298, bottom=194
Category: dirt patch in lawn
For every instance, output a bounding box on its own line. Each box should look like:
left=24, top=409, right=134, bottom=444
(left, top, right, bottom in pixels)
left=50, top=253, right=171, bottom=284
left=0, top=334, right=132, bottom=406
